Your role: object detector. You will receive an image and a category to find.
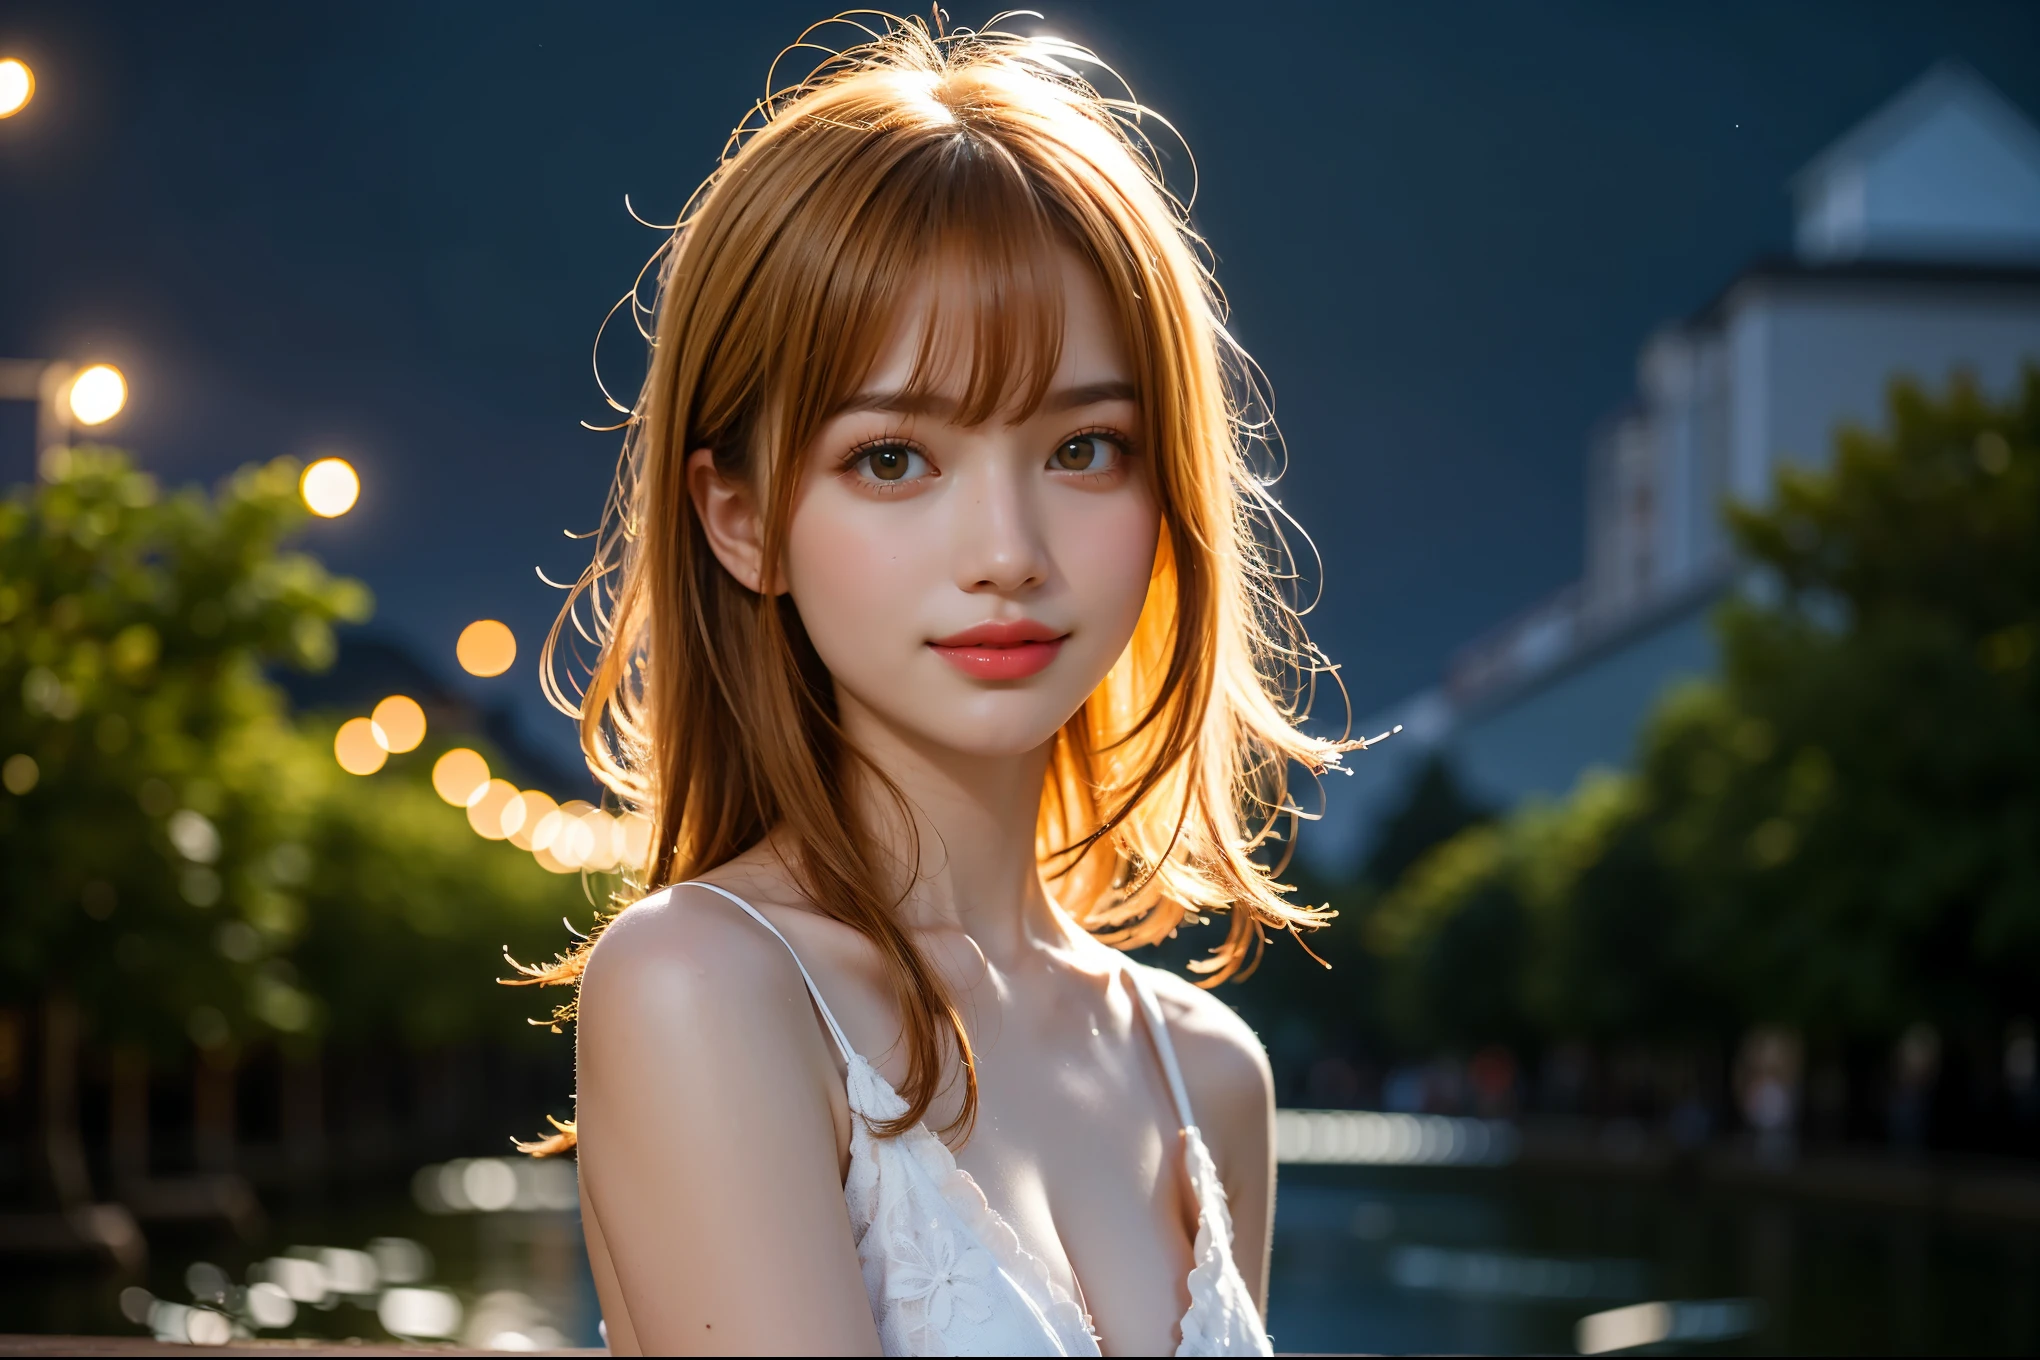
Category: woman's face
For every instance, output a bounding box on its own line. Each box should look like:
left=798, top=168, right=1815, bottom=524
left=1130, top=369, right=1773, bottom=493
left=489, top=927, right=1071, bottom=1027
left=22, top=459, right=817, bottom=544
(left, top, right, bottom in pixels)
left=781, top=251, right=1160, bottom=760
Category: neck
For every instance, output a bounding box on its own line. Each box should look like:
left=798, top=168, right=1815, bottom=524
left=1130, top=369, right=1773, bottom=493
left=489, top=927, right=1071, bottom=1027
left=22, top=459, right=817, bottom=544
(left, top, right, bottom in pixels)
left=828, top=692, right=1062, bottom=964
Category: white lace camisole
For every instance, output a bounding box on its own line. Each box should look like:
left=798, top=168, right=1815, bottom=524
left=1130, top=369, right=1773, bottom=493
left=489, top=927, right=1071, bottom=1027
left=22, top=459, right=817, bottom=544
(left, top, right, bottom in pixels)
left=678, top=882, right=1274, bottom=1357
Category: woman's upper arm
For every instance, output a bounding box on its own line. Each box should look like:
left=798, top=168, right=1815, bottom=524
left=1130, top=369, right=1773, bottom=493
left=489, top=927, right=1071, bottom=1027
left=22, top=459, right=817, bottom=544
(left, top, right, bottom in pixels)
left=574, top=894, right=880, bottom=1356
left=1208, top=1022, right=1277, bottom=1313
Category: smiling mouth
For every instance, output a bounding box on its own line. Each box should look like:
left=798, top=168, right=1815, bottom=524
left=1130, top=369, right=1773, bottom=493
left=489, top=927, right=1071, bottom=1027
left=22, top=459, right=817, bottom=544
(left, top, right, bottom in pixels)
left=927, top=621, right=1069, bottom=681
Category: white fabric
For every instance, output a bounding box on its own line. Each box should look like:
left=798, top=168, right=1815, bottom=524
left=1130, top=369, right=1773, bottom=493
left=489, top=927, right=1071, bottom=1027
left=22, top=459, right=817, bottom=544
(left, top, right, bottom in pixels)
left=682, top=881, right=1273, bottom=1357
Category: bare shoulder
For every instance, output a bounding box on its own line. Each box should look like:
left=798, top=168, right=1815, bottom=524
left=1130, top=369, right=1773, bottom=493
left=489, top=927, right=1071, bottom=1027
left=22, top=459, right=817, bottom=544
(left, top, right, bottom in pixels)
left=1130, top=959, right=1274, bottom=1131
left=571, top=880, right=875, bottom=1352
left=585, top=883, right=792, bottom=996
left=577, top=881, right=821, bottom=1059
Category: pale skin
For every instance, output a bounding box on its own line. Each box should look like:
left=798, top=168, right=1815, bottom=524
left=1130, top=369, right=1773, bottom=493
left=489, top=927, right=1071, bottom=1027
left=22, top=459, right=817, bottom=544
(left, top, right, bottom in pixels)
left=574, top=252, right=1276, bottom=1356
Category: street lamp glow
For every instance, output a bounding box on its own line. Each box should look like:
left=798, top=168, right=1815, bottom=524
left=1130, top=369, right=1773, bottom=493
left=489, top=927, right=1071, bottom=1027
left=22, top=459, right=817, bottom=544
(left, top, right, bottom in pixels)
left=67, top=364, right=127, bottom=426
left=0, top=60, right=32, bottom=119
left=301, top=457, right=360, bottom=517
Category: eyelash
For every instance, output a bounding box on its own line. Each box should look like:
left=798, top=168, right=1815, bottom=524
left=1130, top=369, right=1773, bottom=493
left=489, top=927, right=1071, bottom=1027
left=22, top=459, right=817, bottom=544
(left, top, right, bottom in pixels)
left=837, top=425, right=1139, bottom=492
left=841, top=433, right=928, bottom=494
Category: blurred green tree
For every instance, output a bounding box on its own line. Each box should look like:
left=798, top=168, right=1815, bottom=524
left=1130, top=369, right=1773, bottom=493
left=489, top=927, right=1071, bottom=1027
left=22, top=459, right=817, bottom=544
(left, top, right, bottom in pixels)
left=291, top=748, right=598, bottom=1053
left=1362, top=752, right=1491, bottom=889
left=0, top=448, right=368, bottom=1057
left=1, top=449, right=592, bottom=1205
left=1363, top=367, right=2040, bottom=1074
left=1364, top=772, right=1638, bottom=1050
left=1643, top=368, right=2039, bottom=1045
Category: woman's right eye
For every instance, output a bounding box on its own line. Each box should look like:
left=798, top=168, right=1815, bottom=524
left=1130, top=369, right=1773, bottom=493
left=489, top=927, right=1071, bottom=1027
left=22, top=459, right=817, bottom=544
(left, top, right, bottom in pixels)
left=849, top=442, right=931, bottom=487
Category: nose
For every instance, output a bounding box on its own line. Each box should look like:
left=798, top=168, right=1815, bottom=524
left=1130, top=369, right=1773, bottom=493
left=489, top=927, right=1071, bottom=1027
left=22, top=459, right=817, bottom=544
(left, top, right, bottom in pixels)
left=952, top=457, right=1048, bottom=595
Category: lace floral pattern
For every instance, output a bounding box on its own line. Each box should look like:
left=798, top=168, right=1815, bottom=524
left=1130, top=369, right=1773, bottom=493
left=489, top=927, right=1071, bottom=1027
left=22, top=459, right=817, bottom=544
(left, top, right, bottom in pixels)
left=1173, top=1126, right=1273, bottom=1357
left=846, top=1055, right=1097, bottom=1356
left=882, top=1195, right=998, bottom=1345
left=841, top=1052, right=1270, bottom=1357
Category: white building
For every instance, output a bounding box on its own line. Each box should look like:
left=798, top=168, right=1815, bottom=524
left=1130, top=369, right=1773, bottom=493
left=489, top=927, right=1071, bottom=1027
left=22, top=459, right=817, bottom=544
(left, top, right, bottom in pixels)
left=1308, top=62, right=2040, bottom=877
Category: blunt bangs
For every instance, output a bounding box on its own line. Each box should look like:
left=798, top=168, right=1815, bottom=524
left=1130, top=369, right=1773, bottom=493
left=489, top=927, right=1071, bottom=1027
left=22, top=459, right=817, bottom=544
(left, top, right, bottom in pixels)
left=777, top=113, right=1140, bottom=464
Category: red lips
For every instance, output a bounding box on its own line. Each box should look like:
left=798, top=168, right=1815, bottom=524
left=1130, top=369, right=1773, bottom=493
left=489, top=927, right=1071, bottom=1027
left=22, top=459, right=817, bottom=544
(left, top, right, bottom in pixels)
left=928, top=619, right=1068, bottom=680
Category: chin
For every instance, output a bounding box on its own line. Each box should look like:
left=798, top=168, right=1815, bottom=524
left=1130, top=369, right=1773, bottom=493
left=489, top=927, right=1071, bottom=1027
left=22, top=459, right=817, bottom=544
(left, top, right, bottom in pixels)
left=863, top=686, right=1076, bottom=758
left=918, top=704, right=1073, bottom=758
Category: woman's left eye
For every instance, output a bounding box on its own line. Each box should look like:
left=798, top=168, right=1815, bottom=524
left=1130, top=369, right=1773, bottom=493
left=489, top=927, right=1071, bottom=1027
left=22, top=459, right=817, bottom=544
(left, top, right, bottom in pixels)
left=849, top=442, right=932, bottom=486
left=1048, top=433, right=1123, bottom=474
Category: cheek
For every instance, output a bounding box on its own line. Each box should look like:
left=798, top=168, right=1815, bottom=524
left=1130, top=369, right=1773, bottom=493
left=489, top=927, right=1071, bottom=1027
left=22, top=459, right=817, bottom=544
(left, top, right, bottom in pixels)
left=781, top=490, right=931, bottom=667
left=1056, top=487, right=1162, bottom=643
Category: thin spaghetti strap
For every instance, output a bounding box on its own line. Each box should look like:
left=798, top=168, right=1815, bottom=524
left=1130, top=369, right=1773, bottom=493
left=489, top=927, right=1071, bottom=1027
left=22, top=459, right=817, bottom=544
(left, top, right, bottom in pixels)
left=1124, top=966, right=1199, bottom=1133
left=677, top=881, right=858, bottom=1065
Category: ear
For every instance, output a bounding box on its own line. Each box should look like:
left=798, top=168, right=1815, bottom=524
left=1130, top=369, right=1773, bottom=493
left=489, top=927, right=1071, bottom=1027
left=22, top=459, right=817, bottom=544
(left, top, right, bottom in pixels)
left=686, top=448, right=776, bottom=594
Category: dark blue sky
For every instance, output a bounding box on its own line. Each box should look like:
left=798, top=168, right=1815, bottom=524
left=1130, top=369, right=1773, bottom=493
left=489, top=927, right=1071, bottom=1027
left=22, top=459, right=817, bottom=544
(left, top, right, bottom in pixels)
left=4, top=2, right=2038, bottom=767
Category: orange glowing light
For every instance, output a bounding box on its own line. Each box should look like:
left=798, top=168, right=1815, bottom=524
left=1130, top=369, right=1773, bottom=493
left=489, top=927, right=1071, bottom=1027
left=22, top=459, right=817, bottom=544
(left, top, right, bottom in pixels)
left=507, top=790, right=558, bottom=851
left=68, top=365, right=127, bottom=426
left=300, top=457, right=360, bottom=517
left=618, top=812, right=652, bottom=869
left=467, top=779, right=519, bottom=840
left=580, top=810, right=621, bottom=872
left=0, top=60, right=33, bottom=119
left=535, top=800, right=598, bottom=870
left=456, top=619, right=516, bottom=677
left=556, top=818, right=597, bottom=868
left=431, top=748, right=489, bottom=806
left=334, top=717, right=388, bottom=775
left=370, top=695, right=426, bottom=753
left=532, top=843, right=577, bottom=875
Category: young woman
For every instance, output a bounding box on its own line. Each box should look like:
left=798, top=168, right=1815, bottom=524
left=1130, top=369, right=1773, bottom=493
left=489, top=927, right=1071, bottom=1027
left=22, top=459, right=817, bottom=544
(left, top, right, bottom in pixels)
left=524, top=14, right=1350, bottom=1356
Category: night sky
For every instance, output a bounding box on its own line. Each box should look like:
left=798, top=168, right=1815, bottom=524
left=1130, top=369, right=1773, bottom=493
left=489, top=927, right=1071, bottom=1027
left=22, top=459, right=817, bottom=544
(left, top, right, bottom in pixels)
left=4, top=1, right=2038, bottom=771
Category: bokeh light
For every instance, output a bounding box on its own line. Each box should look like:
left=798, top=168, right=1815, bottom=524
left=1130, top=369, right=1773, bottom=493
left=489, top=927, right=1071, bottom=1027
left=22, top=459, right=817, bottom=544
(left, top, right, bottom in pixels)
left=2, top=754, right=37, bottom=795
left=334, top=717, right=388, bottom=775
left=431, top=748, right=489, bottom=807
left=555, top=815, right=597, bottom=866
left=0, top=60, right=33, bottom=119
left=581, top=810, right=621, bottom=872
left=378, top=1287, right=463, bottom=1341
left=618, top=812, right=652, bottom=869
left=300, top=457, right=360, bottom=517
left=456, top=619, right=516, bottom=677
left=67, top=364, right=127, bottom=426
left=466, top=779, right=519, bottom=840
left=506, top=790, right=558, bottom=851
left=370, top=695, right=426, bottom=753
left=532, top=800, right=600, bottom=874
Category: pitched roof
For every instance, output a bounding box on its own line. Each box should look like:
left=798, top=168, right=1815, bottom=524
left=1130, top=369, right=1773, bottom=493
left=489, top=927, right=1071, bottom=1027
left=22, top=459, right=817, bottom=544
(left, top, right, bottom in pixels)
left=1792, top=60, right=2040, bottom=197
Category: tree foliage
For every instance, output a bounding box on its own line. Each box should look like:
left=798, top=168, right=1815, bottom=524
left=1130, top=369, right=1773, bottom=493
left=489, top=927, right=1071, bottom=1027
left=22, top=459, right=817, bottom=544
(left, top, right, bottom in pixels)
left=1361, top=367, right=2040, bottom=1055
left=0, top=448, right=587, bottom=1059
left=1365, top=772, right=1638, bottom=1049
left=1644, top=368, right=2039, bottom=1040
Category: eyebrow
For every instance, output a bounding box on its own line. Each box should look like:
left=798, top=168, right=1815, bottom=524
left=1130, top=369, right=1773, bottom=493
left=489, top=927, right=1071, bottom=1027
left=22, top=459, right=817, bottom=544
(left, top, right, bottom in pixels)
left=832, top=379, right=1138, bottom=420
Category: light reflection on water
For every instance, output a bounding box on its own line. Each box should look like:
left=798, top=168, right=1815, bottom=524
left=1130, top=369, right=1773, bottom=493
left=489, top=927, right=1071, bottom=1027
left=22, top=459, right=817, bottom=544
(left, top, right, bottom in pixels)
left=1267, top=1164, right=2040, bottom=1356
left=7, top=1162, right=2038, bottom=1353
left=0, top=1190, right=603, bottom=1349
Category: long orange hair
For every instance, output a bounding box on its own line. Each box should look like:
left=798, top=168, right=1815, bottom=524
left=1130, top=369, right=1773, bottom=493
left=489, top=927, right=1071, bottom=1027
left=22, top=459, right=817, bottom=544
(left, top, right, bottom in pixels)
left=517, top=12, right=1352, bottom=1152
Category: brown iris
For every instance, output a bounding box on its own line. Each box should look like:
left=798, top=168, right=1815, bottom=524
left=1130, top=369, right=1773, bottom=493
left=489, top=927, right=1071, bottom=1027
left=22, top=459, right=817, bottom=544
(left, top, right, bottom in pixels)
left=867, top=445, right=912, bottom=480
left=1052, top=435, right=1109, bottom=471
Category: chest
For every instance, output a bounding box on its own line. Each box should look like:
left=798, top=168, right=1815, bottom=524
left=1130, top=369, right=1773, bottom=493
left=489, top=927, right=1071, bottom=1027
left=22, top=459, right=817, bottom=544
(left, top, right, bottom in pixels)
left=941, top=1028, right=1199, bottom=1353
